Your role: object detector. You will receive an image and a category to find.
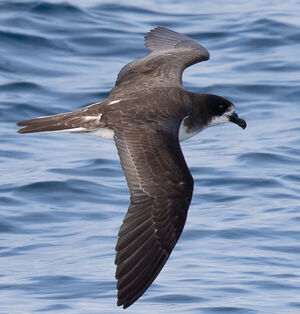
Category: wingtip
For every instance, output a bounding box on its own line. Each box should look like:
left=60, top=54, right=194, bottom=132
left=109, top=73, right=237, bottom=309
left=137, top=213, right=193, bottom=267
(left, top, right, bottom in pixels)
left=144, top=26, right=171, bottom=41
left=123, top=303, right=130, bottom=310
left=117, top=298, right=133, bottom=309
left=144, top=26, right=210, bottom=60
left=117, top=299, right=129, bottom=309
left=204, top=50, right=210, bottom=61
left=144, top=26, right=161, bottom=38
left=144, top=26, right=171, bottom=45
left=144, top=26, right=158, bottom=45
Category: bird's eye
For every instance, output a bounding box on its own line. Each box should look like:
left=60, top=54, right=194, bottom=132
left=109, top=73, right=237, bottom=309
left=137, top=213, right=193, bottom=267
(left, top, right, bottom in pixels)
left=219, top=105, right=224, bottom=110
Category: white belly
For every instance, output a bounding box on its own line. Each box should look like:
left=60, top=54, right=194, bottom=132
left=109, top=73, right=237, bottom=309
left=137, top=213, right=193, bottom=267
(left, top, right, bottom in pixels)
left=69, top=115, right=200, bottom=142
left=178, top=116, right=200, bottom=141
left=66, top=126, right=114, bottom=140
left=87, top=127, right=115, bottom=139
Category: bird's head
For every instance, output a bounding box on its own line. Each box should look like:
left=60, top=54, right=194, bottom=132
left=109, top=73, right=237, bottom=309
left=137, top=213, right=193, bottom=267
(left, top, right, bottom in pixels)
left=204, top=94, right=247, bottom=130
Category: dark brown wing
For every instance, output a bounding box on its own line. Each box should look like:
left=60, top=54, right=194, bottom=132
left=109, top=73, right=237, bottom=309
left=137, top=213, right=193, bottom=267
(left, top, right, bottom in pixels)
left=110, top=27, right=209, bottom=97
left=113, top=120, right=194, bottom=309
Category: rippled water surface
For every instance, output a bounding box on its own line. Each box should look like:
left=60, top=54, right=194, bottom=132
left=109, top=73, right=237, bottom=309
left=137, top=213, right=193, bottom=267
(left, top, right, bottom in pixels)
left=1, top=1, right=300, bottom=313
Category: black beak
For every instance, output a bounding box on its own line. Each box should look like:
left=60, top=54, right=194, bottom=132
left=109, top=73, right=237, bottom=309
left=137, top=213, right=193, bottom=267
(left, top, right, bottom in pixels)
left=229, top=113, right=247, bottom=129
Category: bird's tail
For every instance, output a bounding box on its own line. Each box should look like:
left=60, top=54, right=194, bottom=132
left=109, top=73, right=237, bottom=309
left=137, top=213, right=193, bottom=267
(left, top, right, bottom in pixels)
left=17, top=111, right=85, bottom=134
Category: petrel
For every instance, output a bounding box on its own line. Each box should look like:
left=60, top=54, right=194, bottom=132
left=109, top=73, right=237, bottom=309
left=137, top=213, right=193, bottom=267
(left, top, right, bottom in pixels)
left=17, top=27, right=246, bottom=309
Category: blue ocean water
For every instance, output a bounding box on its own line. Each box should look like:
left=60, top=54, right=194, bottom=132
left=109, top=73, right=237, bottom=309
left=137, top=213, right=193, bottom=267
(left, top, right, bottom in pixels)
left=1, top=0, right=300, bottom=313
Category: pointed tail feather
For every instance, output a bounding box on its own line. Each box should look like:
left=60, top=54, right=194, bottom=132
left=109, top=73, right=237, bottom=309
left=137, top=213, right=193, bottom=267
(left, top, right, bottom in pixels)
left=17, top=111, right=87, bottom=134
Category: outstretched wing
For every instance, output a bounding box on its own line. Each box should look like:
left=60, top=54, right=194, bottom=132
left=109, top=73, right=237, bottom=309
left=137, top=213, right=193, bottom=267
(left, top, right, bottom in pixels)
left=113, top=120, right=194, bottom=309
left=110, top=27, right=209, bottom=97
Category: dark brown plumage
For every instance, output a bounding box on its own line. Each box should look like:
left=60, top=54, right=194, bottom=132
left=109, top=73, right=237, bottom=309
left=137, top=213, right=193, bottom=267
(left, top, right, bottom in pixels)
left=114, top=122, right=193, bottom=308
left=17, top=27, right=246, bottom=309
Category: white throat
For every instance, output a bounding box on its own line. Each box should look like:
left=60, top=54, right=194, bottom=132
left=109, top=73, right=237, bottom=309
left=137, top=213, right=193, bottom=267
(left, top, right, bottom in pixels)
left=207, top=106, right=235, bottom=128
left=178, top=106, right=235, bottom=141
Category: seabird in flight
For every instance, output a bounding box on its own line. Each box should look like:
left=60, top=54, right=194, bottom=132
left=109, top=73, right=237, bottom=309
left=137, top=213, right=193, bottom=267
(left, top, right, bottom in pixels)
left=17, top=27, right=246, bottom=309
